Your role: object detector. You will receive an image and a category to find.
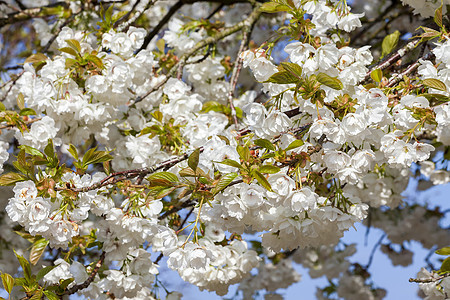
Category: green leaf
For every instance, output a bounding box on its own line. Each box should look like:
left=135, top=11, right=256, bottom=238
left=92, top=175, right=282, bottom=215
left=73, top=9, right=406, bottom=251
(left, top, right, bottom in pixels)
left=59, top=47, right=78, bottom=57
left=260, top=1, right=291, bottom=12
left=156, top=39, right=165, bottom=53
left=178, top=167, right=209, bottom=178
left=59, top=278, right=74, bottom=290
left=218, top=159, right=243, bottom=169
left=112, top=11, right=128, bottom=23
left=423, top=78, right=447, bottom=92
left=434, top=3, right=443, bottom=28
left=17, top=93, right=25, bottom=110
left=67, top=144, right=79, bottom=161
left=253, top=170, right=272, bottom=192
left=285, top=139, right=304, bottom=151
left=265, top=70, right=300, bottom=84
left=1, top=273, right=14, bottom=294
left=0, top=102, right=5, bottom=112
left=14, top=278, right=27, bottom=287
left=19, top=145, right=44, bottom=158
left=439, top=257, right=450, bottom=273
left=19, top=108, right=36, bottom=116
left=43, top=290, right=59, bottom=300
left=421, top=93, right=450, bottom=103
left=155, top=186, right=177, bottom=199
left=188, top=148, right=201, bottom=171
left=30, top=238, right=49, bottom=265
left=254, top=139, right=276, bottom=151
left=104, top=4, right=114, bottom=25
left=0, top=173, right=27, bottom=186
left=14, top=250, right=31, bottom=282
left=82, top=148, right=113, bottom=167
left=36, top=266, right=55, bottom=282
left=29, top=290, right=43, bottom=300
left=15, top=231, right=35, bottom=242
left=316, top=73, right=343, bottom=90
left=65, top=39, right=81, bottom=53
left=436, top=247, right=450, bottom=256
left=24, top=53, right=48, bottom=65
left=381, top=30, right=400, bottom=58
left=370, top=68, right=383, bottom=83
left=44, top=139, right=55, bottom=159
left=179, top=167, right=196, bottom=177
left=65, top=58, right=77, bottom=69
left=280, top=62, right=303, bottom=79
left=237, top=146, right=251, bottom=161
left=259, top=165, right=281, bottom=174
left=86, top=54, right=103, bottom=69
left=212, top=172, right=238, bottom=195
left=147, top=172, right=179, bottom=183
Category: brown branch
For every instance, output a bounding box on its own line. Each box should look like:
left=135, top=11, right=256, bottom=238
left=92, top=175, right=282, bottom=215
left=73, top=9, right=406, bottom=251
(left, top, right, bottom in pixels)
left=114, top=0, right=142, bottom=29
left=137, top=0, right=259, bottom=52
left=228, top=20, right=255, bottom=128
left=0, top=116, right=42, bottom=130
left=41, top=7, right=83, bottom=53
left=138, top=0, right=184, bottom=52
left=409, top=272, right=450, bottom=283
left=134, top=3, right=262, bottom=104
left=363, top=38, right=421, bottom=82
left=206, top=3, right=224, bottom=19
left=0, top=2, right=70, bottom=28
left=365, top=233, right=386, bottom=269
left=58, top=151, right=194, bottom=193
left=350, top=0, right=400, bottom=44
left=63, top=251, right=106, bottom=295
left=118, top=0, right=159, bottom=32
left=0, top=71, right=24, bottom=102
left=13, top=0, right=27, bottom=10
left=386, top=51, right=434, bottom=88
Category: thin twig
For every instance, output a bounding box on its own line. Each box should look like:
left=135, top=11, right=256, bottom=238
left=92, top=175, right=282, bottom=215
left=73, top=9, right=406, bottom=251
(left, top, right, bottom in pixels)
left=63, top=252, right=106, bottom=295
left=386, top=51, right=434, bottom=88
left=134, top=3, right=262, bottom=104
left=138, top=0, right=184, bottom=52
left=0, top=2, right=70, bottom=28
left=350, top=0, right=400, bottom=44
left=59, top=151, right=195, bottom=193
left=366, top=233, right=386, bottom=269
left=0, top=70, right=24, bottom=102
left=364, top=38, right=421, bottom=82
left=228, top=28, right=250, bottom=128
left=206, top=3, right=224, bottom=20
left=409, top=272, right=450, bottom=283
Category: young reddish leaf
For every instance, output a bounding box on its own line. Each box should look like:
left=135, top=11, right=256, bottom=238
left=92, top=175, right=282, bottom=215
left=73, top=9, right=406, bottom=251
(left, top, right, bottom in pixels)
left=0, top=173, right=27, bottom=186
left=30, top=238, right=49, bottom=265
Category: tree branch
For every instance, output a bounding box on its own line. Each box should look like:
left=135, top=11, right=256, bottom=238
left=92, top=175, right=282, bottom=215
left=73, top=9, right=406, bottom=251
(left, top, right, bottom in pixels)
left=134, top=3, right=262, bottom=104
left=365, top=233, right=386, bottom=269
left=0, top=2, right=70, bottom=28
left=364, top=38, right=421, bottom=82
left=63, top=251, right=106, bottom=295
left=409, top=272, right=450, bottom=283
left=138, top=0, right=184, bottom=52
left=386, top=51, right=434, bottom=88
